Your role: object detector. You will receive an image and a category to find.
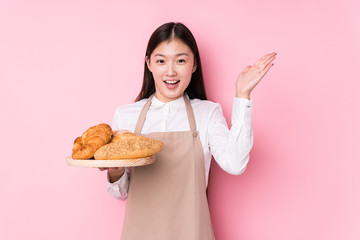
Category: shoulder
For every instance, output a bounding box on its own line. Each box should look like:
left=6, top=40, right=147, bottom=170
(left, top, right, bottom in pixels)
left=111, top=99, right=148, bottom=131
left=190, top=98, right=222, bottom=114
left=190, top=98, right=224, bottom=125
left=189, top=98, right=226, bottom=134
left=114, top=99, right=147, bottom=115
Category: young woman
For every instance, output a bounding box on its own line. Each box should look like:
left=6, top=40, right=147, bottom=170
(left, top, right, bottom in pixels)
left=100, top=22, right=276, bottom=239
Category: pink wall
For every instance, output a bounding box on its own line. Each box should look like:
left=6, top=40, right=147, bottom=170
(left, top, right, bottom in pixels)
left=1, top=0, right=359, bottom=239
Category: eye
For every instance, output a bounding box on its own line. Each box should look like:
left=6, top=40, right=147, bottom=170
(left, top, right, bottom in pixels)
left=156, top=59, right=165, bottom=64
left=177, top=59, right=186, bottom=63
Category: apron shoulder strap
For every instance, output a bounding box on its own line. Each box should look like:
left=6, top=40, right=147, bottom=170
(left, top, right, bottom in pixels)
left=134, top=95, right=154, bottom=134
left=183, top=95, right=197, bottom=133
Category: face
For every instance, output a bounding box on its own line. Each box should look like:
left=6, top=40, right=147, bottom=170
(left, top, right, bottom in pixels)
left=146, top=39, right=196, bottom=102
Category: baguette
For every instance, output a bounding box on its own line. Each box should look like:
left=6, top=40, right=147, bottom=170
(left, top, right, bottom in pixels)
left=94, top=134, right=163, bottom=160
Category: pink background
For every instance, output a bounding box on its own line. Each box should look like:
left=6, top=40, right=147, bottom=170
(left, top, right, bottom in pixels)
left=1, top=0, right=359, bottom=239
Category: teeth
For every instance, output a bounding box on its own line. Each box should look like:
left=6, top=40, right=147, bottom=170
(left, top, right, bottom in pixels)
left=165, top=80, right=179, bottom=84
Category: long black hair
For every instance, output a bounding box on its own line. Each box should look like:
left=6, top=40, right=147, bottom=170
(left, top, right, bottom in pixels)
left=135, top=22, right=207, bottom=101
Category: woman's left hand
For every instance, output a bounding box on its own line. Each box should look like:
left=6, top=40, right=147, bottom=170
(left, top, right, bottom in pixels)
left=235, top=52, right=277, bottom=99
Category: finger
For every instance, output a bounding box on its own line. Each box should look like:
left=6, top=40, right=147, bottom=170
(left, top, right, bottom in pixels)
left=243, top=65, right=252, bottom=72
left=260, top=55, right=276, bottom=70
left=259, top=63, right=274, bottom=79
left=254, top=52, right=276, bottom=67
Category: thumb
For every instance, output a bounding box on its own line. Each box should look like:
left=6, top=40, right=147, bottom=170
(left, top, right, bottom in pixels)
left=243, top=65, right=252, bottom=72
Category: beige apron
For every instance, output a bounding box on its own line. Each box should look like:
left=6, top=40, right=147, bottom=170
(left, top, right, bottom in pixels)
left=120, top=95, right=215, bottom=240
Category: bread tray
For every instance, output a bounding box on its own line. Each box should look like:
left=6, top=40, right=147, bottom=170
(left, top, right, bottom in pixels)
left=66, top=155, right=155, bottom=168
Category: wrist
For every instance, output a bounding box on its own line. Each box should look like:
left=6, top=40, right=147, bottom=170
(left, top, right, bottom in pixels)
left=108, top=168, right=125, bottom=183
left=236, top=92, right=250, bottom=100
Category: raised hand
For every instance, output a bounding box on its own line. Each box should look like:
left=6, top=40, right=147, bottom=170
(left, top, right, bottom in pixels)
left=235, top=52, right=277, bottom=99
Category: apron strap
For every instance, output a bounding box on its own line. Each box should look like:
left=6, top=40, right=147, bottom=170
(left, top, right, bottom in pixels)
left=183, top=95, right=197, bottom=133
left=134, top=95, right=154, bottom=134
left=134, top=94, right=197, bottom=134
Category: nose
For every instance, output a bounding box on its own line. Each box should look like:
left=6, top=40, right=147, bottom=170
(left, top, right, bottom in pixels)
left=166, top=62, right=176, bottom=76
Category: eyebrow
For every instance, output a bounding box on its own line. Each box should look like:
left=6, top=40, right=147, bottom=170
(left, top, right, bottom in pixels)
left=153, top=53, right=189, bottom=57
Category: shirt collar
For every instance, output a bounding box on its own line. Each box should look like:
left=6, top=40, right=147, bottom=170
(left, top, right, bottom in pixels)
left=150, top=94, right=187, bottom=110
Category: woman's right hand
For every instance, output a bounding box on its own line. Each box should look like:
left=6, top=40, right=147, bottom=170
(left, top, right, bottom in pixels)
left=99, top=167, right=125, bottom=183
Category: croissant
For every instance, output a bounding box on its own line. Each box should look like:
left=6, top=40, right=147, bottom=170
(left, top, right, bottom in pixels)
left=94, top=132, right=164, bottom=160
left=72, top=123, right=112, bottom=159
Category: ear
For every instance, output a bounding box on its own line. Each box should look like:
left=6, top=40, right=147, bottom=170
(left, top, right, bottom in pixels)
left=146, top=56, right=152, bottom=72
left=192, top=62, right=197, bottom=73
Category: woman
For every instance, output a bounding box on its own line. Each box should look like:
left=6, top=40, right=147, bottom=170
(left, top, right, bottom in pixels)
left=101, top=22, right=276, bottom=239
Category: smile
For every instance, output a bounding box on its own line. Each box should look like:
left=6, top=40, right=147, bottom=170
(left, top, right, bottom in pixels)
left=164, top=80, right=180, bottom=85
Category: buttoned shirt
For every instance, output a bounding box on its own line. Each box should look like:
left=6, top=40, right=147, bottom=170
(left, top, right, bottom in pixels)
left=107, top=95, right=253, bottom=200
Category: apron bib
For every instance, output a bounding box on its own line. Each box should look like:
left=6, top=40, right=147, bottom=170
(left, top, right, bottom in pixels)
left=121, top=95, right=215, bottom=240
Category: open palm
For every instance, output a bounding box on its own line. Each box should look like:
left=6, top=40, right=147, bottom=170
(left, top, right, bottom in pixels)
left=236, top=52, right=276, bottom=99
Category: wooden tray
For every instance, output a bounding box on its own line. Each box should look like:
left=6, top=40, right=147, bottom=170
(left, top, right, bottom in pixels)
left=66, top=155, right=155, bottom=168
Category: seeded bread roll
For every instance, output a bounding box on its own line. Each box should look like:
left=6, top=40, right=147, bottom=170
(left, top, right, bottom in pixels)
left=94, top=134, right=164, bottom=160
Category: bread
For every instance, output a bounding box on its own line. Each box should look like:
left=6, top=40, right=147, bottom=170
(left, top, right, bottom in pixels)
left=72, top=123, right=112, bottom=159
left=110, top=130, right=139, bottom=143
left=94, top=133, right=164, bottom=160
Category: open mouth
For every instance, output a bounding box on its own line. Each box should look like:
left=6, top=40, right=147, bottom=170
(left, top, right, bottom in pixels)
left=164, top=80, right=180, bottom=85
left=164, top=80, right=180, bottom=89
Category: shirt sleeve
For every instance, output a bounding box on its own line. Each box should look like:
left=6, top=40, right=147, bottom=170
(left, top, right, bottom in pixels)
left=106, top=167, right=130, bottom=200
left=208, top=97, right=253, bottom=175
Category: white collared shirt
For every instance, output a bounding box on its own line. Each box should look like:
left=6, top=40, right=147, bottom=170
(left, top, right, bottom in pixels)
left=107, top=96, right=253, bottom=200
